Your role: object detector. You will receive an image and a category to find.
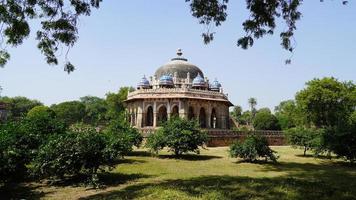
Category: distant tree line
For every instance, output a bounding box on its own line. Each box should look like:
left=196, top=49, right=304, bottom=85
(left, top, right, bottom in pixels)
left=231, top=77, right=356, bottom=163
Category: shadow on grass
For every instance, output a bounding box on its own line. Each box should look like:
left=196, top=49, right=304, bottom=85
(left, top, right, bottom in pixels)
left=158, top=154, right=223, bottom=161
left=79, top=174, right=356, bottom=200
left=127, top=150, right=153, bottom=157
left=79, top=160, right=356, bottom=200
left=0, top=183, right=50, bottom=200
left=295, top=154, right=336, bottom=160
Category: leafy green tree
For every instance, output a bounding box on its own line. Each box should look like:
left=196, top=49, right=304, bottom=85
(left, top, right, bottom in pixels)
left=248, top=97, right=257, bottom=125
left=106, top=87, right=134, bottom=120
left=296, top=77, right=356, bottom=128
left=33, top=123, right=135, bottom=185
left=274, top=100, right=304, bottom=130
left=253, top=108, right=280, bottom=130
left=51, top=101, right=86, bottom=126
left=0, top=0, right=101, bottom=72
left=323, top=111, right=356, bottom=163
left=80, top=96, right=108, bottom=125
left=229, top=135, right=278, bottom=163
left=285, top=126, right=324, bottom=156
left=104, top=117, right=143, bottom=154
left=239, top=110, right=252, bottom=126
left=230, top=105, right=242, bottom=123
left=0, top=121, right=34, bottom=185
left=0, top=96, right=42, bottom=120
left=146, top=117, right=208, bottom=156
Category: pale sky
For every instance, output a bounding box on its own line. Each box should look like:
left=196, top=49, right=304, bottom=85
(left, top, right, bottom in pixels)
left=1, top=1, right=355, bottom=111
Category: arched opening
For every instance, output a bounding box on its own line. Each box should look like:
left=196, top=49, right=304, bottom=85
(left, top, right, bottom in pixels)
left=146, top=106, right=153, bottom=126
left=199, top=107, right=206, bottom=128
left=171, top=105, right=179, bottom=118
left=157, top=106, right=167, bottom=126
left=211, top=108, right=217, bottom=128
left=188, top=106, right=195, bottom=120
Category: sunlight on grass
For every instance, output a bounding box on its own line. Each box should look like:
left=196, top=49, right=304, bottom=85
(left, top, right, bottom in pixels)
left=16, top=146, right=356, bottom=200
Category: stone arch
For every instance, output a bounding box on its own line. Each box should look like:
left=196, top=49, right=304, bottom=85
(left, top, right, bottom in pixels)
left=157, top=105, right=168, bottom=126
left=171, top=105, right=179, bottom=118
left=211, top=108, right=218, bottom=128
left=188, top=106, right=195, bottom=120
left=199, top=107, right=206, bottom=128
left=146, top=106, right=153, bottom=126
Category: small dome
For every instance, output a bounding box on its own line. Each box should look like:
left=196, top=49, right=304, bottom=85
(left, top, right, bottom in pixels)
left=137, top=75, right=150, bottom=89
left=192, top=73, right=206, bottom=88
left=210, top=79, right=222, bottom=91
left=159, top=74, right=174, bottom=86
left=155, top=49, right=204, bottom=79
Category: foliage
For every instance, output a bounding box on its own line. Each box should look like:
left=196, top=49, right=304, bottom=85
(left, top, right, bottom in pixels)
left=323, top=112, right=356, bottom=163
left=146, top=117, right=208, bottom=156
left=239, top=111, right=252, bottom=126
left=285, top=126, right=324, bottom=156
left=34, top=128, right=107, bottom=183
left=104, top=116, right=143, bottom=154
left=296, top=77, right=356, bottom=128
left=105, top=87, right=134, bottom=120
left=0, top=0, right=102, bottom=72
left=230, top=105, right=242, bottom=123
left=275, top=100, right=303, bottom=130
left=0, top=121, right=34, bottom=185
left=229, top=135, right=278, bottom=162
left=80, top=96, right=108, bottom=125
left=0, top=96, right=42, bottom=120
left=253, top=108, right=280, bottom=130
left=25, top=106, right=66, bottom=137
left=51, top=101, right=86, bottom=126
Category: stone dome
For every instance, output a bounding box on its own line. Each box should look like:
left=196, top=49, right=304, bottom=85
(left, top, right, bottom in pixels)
left=155, top=49, right=204, bottom=79
left=192, top=73, right=206, bottom=87
left=210, top=79, right=222, bottom=91
left=137, top=75, right=150, bottom=89
left=159, top=74, right=174, bottom=86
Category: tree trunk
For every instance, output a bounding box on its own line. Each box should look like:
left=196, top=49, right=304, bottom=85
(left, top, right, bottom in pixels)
left=304, top=147, right=307, bottom=156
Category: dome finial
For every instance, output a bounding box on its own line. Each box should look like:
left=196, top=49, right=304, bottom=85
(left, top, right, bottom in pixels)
left=177, top=48, right=183, bottom=56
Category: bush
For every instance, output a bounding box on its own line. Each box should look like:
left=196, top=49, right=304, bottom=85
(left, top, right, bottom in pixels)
left=285, top=126, right=324, bottom=156
left=229, top=135, right=278, bottom=162
left=146, top=117, right=208, bottom=156
left=0, top=122, right=35, bottom=185
left=323, top=114, right=356, bottom=163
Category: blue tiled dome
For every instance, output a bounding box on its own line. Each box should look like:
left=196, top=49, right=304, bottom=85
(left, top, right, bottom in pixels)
left=210, top=79, right=221, bottom=91
left=159, top=74, right=174, bottom=86
left=137, top=75, right=150, bottom=89
left=192, top=73, right=206, bottom=87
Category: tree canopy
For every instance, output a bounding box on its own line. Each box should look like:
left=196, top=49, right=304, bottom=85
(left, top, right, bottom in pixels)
left=0, top=0, right=349, bottom=72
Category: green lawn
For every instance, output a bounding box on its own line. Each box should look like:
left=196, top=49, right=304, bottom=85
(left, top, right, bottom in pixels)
left=3, top=146, right=356, bottom=200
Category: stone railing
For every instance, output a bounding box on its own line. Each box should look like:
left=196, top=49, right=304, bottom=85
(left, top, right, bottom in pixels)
left=127, top=88, right=229, bottom=101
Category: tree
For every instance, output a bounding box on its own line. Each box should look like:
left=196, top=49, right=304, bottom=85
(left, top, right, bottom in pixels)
left=239, top=110, right=252, bottom=126
left=229, top=135, right=278, bottom=163
left=274, top=100, right=302, bottom=130
left=285, top=126, right=324, bottom=156
left=80, top=96, right=108, bottom=125
left=253, top=108, right=280, bottom=130
left=0, top=96, right=42, bottom=120
left=296, top=77, right=356, bottom=128
left=248, top=97, right=257, bottom=125
left=106, top=87, right=134, bottom=120
left=1, top=1, right=348, bottom=71
left=323, top=111, right=356, bottom=163
left=51, top=101, right=86, bottom=126
left=146, top=117, right=208, bottom=156
left=230, top=105, right=243, bottom=125
left=0, top=0, right=101, bottom=72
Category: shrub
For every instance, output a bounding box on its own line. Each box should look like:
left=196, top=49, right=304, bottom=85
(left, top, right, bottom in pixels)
left=285, top=126, right=324, bottom=156
left=229, top=135, right=278, bottom=162
left=0, top=121, right=34, bottom=185
left=253, top=109, right=281, bottom=130
left=146, top=117, right=208, bottom=156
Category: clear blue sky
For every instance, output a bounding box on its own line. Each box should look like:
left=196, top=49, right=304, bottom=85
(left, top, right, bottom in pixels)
left=1, top=1, right=355, bottom=111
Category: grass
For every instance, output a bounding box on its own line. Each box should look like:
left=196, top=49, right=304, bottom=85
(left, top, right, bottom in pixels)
left=2, top=146, right=356, bottom=200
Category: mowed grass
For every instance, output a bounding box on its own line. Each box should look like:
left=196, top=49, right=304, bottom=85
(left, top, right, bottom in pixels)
left=3, top=146, right=356, bottom=200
